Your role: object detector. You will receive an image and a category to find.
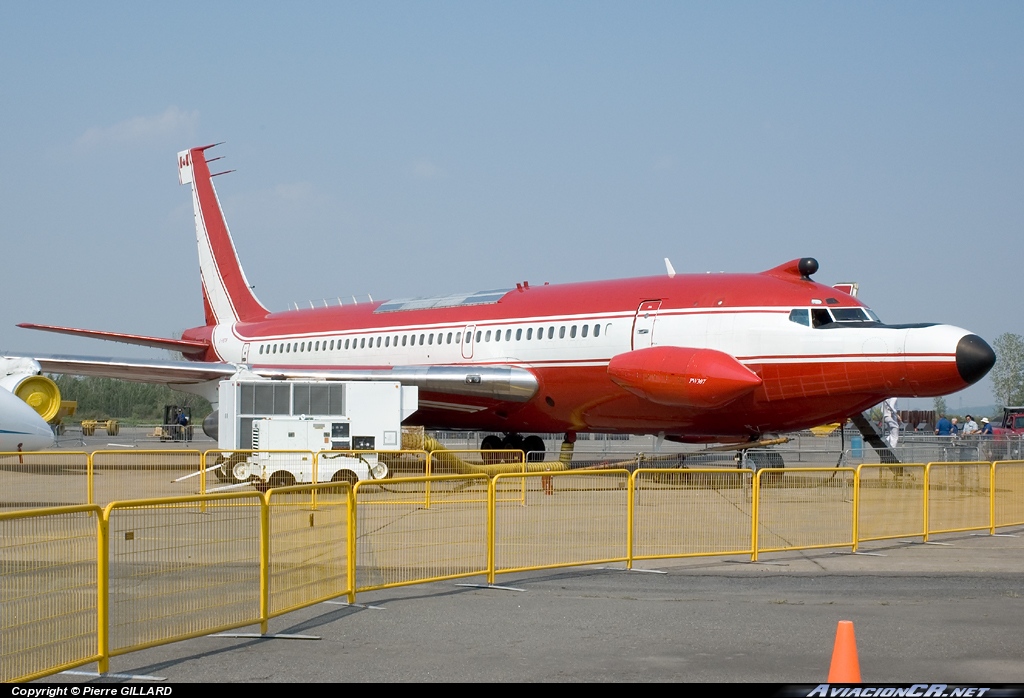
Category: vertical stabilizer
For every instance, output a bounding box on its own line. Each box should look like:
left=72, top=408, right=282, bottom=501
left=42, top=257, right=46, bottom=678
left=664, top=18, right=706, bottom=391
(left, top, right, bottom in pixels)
left=178, top=146, right=268, bottom=325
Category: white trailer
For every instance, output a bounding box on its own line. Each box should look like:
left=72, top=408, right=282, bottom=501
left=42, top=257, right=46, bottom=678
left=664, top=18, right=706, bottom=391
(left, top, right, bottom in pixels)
left=212, top=378, right=418, bottom=488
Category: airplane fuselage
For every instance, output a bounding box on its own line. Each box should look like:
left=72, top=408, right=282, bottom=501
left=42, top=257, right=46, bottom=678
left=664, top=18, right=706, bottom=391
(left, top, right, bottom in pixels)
left=184, top=270, right=985, bottom=442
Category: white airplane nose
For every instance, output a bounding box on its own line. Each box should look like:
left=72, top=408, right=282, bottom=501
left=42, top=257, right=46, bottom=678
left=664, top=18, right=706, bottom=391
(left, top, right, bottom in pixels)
left=0, top=388, right=56, bottom=452
left=902, top=325, right=996, bottom=396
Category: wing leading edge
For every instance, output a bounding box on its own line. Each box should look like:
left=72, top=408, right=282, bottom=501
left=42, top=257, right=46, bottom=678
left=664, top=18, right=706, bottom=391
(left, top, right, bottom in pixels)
left=8, top=354, right=538, bottom=403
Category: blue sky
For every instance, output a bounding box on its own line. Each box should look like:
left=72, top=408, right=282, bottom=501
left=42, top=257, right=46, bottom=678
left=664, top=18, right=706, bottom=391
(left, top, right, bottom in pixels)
left=2, top=2, right=1021, bottom=411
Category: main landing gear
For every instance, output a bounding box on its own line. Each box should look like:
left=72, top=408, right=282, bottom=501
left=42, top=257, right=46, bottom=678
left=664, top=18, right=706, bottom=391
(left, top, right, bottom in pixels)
left=480, top=433, right=547, bottom=463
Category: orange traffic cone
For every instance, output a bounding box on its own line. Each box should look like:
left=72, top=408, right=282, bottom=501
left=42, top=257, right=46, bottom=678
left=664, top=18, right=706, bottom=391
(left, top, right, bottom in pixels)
left=827, top=620, right=861, bottom=682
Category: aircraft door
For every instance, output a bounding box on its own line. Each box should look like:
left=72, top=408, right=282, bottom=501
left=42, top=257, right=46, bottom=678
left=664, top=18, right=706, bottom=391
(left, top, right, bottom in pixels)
left=462, top=324, right=476, bottom=359
left=241, top=343, right=250, bottom=363
left=632, top=300, right=662, bottom=350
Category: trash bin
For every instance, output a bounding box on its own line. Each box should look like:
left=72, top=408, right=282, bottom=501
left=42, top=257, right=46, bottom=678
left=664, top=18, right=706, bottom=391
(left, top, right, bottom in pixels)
left=851, top=435, right=863, bottom=459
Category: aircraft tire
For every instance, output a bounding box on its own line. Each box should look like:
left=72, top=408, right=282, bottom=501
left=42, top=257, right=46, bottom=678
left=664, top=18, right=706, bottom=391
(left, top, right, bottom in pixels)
left=749, top=450, right=784, bottom=469
left=749, top=450, right=785, bottom=485
left=481, top=434, right=504, bottom=464
left=522, top=435, right=546, bottom=460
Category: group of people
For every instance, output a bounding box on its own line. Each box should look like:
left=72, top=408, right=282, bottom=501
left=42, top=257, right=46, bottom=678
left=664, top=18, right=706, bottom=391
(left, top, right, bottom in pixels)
left=880, top=400, right=996, bottom=448
left=935, top=413, right=994, bottom=438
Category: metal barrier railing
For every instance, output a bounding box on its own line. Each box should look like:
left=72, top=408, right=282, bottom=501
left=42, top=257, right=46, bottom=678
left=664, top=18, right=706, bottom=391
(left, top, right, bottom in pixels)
left=104, top=492, right=264, bottom=662
left=267, top=482, right=353, bottom=617
left=925, top=462, right=992, bottom=540
left=353, top=474, right=489, bottom=593
left=8, top=460, right=1024, bottom=681
left=90, top=450, right=203, bottom=506
left=427, top=449, right=527, bottom=505
left=854, top=463, right=926, bottom=545
left=428, top=449, right=527, bottom=475
left=631, top=468, right=754, bottom=563
left=0, top=504, right=103, bottom=682
left=993, top=460, right=1024, bottom=530
left=489, top=470, right=630, bottom=582
left=0, top=451, right=90, bottom=510
left=753, top=468, right=856, bottom=561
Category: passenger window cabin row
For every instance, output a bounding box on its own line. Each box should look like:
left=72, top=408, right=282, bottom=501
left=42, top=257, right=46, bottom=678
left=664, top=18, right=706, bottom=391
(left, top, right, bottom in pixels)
left=257, top=322, right=606, bottom=356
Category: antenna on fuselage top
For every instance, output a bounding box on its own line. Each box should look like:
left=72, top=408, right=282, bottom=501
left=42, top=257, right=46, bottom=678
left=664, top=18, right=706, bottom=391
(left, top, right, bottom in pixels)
left=664, top=258, right=676, bottom=279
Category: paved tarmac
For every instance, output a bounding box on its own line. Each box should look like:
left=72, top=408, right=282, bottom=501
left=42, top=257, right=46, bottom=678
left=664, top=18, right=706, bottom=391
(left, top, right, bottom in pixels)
left=36, top=526, right=1024, bottom=684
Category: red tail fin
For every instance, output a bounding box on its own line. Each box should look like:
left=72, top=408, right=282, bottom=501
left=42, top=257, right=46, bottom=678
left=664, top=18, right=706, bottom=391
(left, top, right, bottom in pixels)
left=178, top=145, right=268, bottom=325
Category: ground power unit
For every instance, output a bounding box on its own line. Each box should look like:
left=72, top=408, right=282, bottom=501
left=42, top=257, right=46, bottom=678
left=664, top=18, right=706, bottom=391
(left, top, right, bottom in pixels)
left=213, top=378, right=418, bottom=488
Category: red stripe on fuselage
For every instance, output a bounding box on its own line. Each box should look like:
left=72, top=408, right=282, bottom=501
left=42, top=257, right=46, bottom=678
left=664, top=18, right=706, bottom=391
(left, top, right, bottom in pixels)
left=217, top=272, right=857, bottom=340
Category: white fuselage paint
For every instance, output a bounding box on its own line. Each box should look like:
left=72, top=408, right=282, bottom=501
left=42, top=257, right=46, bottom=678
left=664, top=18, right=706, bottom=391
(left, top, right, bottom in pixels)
left=0, top=388, right=55, bottom=452
left=216, top=307, right=965, bottom=372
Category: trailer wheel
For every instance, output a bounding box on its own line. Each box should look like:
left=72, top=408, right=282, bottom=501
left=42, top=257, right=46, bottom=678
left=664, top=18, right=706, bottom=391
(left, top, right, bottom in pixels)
left=331, top=470, right=358, bottom=486
left=267, top=471, right=296, bottom=489
left=214, top=453, right=247, bottom=484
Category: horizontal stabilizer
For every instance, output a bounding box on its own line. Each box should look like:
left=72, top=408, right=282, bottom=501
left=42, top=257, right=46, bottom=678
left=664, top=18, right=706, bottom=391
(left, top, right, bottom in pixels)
left=17, top=324, right=209, bottom=356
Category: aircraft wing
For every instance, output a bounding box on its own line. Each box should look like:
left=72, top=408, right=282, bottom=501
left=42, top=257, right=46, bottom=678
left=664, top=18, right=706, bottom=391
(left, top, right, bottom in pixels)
left=28, top=354, right=236, bottom=385
left=8, top=354, right=538, bottom=402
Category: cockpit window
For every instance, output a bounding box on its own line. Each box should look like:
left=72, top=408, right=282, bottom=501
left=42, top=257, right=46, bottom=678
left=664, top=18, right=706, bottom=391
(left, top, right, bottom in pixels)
left=831, top=308, right=872, bottom=323
left=792, top=306, right=882, bottom=327
left=811, top=309, right=833, bottom=327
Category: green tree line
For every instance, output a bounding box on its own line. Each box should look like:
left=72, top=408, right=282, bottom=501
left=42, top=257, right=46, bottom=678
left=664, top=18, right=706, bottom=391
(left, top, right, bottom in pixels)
left=991, top=333, right=1024, bottom=407
left=51, top=375, right=212, bottom=424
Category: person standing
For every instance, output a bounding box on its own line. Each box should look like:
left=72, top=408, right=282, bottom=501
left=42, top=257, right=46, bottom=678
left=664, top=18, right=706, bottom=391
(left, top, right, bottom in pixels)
left=981, top=417, right=994, bottom=435
left=935, top=414, right=952, bottom=436
left=962, top=414, right=979, bottom=436
left=882, top=397, right=901, bottom=449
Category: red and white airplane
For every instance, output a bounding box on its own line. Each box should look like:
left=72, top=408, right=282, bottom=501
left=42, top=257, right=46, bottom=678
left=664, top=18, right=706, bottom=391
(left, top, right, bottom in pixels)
left=5, top=144, right=996, bottom=453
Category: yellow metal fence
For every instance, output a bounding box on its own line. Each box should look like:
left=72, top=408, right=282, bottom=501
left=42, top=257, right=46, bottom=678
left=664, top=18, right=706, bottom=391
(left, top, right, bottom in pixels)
left=754, top=468, right=856, bottom=560
left=0, top=451, right=90, bottom=509
left=5, top=459, right=1024, bottom=682
left=925, top=462, right=992, bottom=539
left=490, top=470, right=630, bottom=581
left=632, top=468, right=754, bottom=562
left=855, top=464, right=926, bottom=544
left=0, top=504, right=102, bottom=682
left=994, top=460, right=1024, bottom=529
left=91, top=450, right=204, bottom=506
left=354, top=474, right=489, bottom=592
left=267, top=483, right=352, bottom=617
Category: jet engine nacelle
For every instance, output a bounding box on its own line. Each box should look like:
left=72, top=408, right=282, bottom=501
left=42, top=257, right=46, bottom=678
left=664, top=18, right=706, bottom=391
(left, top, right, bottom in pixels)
left=607, top=346, right=762, bottom=409
left=203, top=410, right=219, bottom=441
left=0, top=358, right=62, bottom=422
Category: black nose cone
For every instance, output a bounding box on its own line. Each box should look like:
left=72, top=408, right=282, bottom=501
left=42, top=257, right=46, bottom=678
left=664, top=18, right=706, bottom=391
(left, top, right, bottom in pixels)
left=956, top=334, right=996, bottom=385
